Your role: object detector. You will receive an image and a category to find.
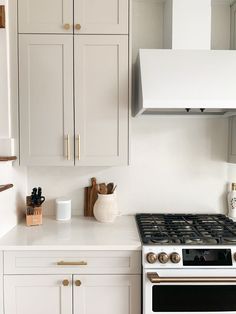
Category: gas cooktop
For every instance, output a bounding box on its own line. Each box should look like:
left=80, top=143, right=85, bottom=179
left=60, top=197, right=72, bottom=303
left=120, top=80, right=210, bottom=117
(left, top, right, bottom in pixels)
left=136, top=214, right=236, bottom=245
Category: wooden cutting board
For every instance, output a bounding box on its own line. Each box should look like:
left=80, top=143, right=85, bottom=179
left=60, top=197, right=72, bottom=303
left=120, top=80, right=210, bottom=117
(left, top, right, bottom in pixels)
left=84, top=177, right=98, bottom=217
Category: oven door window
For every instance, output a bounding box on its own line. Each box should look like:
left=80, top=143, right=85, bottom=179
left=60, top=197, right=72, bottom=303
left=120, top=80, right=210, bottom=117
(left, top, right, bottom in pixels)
left=153, top=285, right=236, bottom=312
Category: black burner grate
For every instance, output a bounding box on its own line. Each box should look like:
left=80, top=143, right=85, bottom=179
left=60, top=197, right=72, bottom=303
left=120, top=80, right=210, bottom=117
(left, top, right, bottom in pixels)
left=136, top=214, right=236, bottom=245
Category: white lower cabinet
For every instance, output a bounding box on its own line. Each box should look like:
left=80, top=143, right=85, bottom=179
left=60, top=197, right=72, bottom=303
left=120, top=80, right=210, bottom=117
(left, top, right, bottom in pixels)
left=4, top=274, right=140, bottom=314
left=4, top=275, right=73, bottom=314
left=73, top=275, right=140, bottom=314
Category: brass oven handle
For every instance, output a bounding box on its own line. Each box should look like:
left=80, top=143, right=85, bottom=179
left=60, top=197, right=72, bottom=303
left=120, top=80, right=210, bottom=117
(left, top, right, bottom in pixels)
left=66, top=134, right=70, bottom=161
left=57, top=261, right=87, bottom=266
left=147, top=272, right=236, bottom=283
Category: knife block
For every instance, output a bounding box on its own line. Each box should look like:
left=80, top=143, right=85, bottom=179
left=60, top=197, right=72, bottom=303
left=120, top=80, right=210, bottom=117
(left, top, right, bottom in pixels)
left=26, top=196, right=43, bottom=226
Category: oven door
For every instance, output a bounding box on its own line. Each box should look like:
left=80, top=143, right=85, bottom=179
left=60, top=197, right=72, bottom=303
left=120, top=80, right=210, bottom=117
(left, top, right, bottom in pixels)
left=144, top=269, right=236, bottom=314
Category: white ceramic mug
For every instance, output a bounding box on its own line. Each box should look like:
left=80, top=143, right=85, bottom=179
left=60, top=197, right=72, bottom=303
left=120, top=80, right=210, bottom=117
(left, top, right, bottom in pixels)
left=93, top=193, right=119, bottom=223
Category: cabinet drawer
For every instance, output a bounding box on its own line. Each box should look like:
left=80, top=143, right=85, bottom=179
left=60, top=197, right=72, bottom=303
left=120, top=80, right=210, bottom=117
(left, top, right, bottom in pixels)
left=4, top=250, right=141, bottom=275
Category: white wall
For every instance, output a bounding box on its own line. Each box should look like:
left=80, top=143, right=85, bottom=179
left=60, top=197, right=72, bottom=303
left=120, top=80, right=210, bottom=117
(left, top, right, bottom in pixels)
left=28, top=116, right=230, bottom=216
left=0, top=0, right=27, bottom=237
left=0, top=0, right=9, bottom=137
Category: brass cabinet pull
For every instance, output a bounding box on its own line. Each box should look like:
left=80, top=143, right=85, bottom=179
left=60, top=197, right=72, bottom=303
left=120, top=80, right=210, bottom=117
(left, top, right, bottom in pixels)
left=147, top=272, right=236, bottom=284
left=75, top=280, right=81, bottom=286
left=57, top=261, right=87, bottom=266
left=75, top=24, right=81, bottom=30
left=62, top=279, right=70, bottom=286
left=66, top=134, right=70, bottom=160
left=64, top=23, right=71, bottom=30
left=77, top=134, right=80, bottom=160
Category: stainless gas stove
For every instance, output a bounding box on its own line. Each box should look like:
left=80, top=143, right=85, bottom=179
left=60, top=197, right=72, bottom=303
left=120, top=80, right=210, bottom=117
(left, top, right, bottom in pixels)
left=136, top=214, right=236, bottom=314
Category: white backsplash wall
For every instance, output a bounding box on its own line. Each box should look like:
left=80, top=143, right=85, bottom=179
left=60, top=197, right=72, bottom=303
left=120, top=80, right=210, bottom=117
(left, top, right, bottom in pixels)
left=28, top=116, right=229, bottom=216
left=0, top=164, right=27, bottom=237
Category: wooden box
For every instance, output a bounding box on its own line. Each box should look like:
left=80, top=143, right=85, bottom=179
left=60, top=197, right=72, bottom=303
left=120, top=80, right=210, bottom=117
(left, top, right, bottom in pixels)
left=26, top=206, right=42, bottom=227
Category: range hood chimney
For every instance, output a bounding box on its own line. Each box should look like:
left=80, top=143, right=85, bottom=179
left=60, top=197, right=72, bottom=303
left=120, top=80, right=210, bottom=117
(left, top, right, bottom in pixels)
left=164, top=0, right=211, bottom=50
left=134, top=0, right=236, bottom=116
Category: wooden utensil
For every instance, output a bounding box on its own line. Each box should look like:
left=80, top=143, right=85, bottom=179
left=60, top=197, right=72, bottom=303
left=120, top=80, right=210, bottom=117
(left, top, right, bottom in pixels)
left=111, top=185, right=117, bottom=194
left=98, top=183, right=107, bottom=194
left=107, top=183, right=114, bottom=194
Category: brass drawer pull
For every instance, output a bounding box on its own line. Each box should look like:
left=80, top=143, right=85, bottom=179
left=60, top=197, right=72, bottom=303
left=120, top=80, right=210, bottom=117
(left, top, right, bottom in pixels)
left=57, top=261, right=87, bottom=266
left=62, top=279, right=70, bottom=286
left=147, top=272, right=236, bottom=284
left=77, top=134, right=80, bottom=160
left=65, top=134, right=70, bottom=161
left=75, top=280, right=81, bottom=286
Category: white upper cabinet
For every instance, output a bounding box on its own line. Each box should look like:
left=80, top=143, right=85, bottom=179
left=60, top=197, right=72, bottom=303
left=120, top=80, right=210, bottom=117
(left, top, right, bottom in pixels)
left=18, top=0, right=128, bottom=34
left=18, top=0, right=73, bottom=34
left=74, top=0, right=128, bottom=34
left=74, top=35, right=129, bottom=166
left=19, top=35, right=74, bottom=166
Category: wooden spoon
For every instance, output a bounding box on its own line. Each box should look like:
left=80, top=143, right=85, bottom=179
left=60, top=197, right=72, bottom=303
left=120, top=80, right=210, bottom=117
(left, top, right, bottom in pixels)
left=99, top=183, right=108, bottom=194
left=107, top=183, right=114, bottom=194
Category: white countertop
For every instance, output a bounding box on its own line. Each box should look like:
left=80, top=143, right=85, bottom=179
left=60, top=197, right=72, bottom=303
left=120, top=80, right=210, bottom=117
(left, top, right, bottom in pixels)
left=0, top=215, right=141, bottom=251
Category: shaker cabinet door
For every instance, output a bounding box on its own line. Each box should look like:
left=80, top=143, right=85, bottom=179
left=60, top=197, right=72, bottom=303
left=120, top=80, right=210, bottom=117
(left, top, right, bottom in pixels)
left=18, top=0, right=73, bottom=34
left=19, top=35, right=74, bottom=166
left=4, top=275, right=73, bottom=314
left=74, top=35, right=129, bottom=166
left=73, top=275, right=141, bottom=314
left=74, top=0, right=128, bottom=34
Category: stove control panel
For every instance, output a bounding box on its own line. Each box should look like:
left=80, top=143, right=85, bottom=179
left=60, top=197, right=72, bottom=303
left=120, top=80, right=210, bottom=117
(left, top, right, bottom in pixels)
left=143, top=246, right=236, bottom=268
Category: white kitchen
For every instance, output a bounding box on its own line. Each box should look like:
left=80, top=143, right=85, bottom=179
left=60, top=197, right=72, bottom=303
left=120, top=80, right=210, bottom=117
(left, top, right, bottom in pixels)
left=1, top=0, right=236, bottom=313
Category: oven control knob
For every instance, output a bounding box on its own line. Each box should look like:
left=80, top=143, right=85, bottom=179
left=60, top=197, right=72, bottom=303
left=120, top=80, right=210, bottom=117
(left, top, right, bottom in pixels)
left=158, top=252, right=169, bottom=264
left=146, top=252, right=158, bottom=264
left=170, top=252, right=181, bottom=264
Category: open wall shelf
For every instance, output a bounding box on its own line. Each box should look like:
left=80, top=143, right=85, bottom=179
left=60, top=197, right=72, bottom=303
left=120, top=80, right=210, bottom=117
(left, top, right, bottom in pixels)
left=0, top=156, right=17, bottom=161
left=0, top=184, right=14, bottom=193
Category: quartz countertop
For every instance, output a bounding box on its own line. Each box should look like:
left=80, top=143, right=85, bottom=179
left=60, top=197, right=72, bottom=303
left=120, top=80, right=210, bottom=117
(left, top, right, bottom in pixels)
left=0, top=215, right=142, bottom=251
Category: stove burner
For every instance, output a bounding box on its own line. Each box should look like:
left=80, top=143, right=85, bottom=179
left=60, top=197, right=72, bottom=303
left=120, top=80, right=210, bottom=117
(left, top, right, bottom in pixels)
left=183, top=238, right=202, bottom=244
left=151, top=238, right=170, bottom=244
left=224, top=237, right=236, bottom=243
left=136, top=214, right=236, bottom=246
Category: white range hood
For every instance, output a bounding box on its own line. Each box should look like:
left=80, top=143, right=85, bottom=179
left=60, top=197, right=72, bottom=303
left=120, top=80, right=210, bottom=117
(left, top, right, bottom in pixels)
left=134, top=0, right=236, bottom=116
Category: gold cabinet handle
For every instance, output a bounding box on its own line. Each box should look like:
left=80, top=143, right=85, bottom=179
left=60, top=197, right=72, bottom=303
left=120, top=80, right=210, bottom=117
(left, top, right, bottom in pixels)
left=65, top=134, right=70, bottom=160
left=62, top=279, right=70, bottom=286
left=147, top=272, right=236, bottom=284
left=75, top=24, right=81, bottom=30
left=77, top=134, right=80, bottom=160
left=75, top=280, right=81, bottom=286
left=63, top=23, right=71, bottom=30
left=57, top=261, right=87, bottom=266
